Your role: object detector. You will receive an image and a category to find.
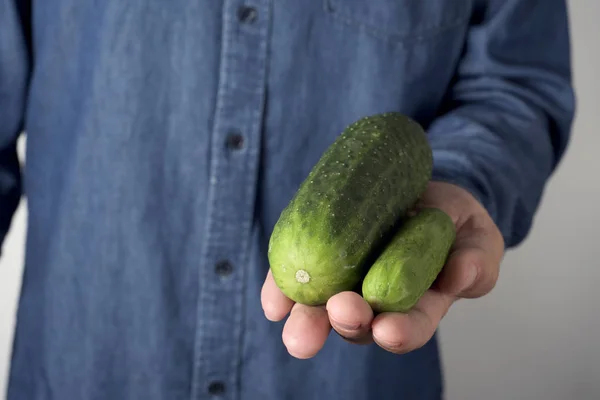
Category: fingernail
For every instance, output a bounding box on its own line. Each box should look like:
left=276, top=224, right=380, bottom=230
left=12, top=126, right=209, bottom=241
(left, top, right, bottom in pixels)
left=331, top=319, right=361, bottom=331
left=461, top=265, right=478, bottom=292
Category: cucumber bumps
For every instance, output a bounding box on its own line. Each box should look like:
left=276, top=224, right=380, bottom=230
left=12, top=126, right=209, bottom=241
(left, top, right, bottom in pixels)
left=362, top=207, right=456, bottom=313
left=268, top=112, right=434, bottom=306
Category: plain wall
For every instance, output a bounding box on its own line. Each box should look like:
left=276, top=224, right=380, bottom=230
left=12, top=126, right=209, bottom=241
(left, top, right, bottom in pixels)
left=1, top=1, right=598, bottom=398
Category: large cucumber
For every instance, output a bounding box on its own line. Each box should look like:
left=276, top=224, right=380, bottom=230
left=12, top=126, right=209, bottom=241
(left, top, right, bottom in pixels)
left=361, top=207, right=456, bottom=313
left=268, top=112, right=433, bottom=306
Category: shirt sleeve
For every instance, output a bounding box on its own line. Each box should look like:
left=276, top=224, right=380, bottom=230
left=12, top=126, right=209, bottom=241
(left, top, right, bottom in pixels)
left=427, top=0, right=576, bottom=248
left=0, top=0, right=31, bottom=247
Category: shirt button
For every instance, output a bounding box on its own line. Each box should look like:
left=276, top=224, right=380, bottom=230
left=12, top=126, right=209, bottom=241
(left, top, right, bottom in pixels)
left=225, top=131, right=245, bottom=150
left=208, top=380, right=226, bottom=396
left=215, top=260, right=233, bottom=277
left=237, top=5, right=257, bottom=24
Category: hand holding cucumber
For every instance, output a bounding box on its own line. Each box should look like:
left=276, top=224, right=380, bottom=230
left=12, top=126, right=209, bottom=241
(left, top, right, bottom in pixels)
left=261, top=113, right=504, bottom=358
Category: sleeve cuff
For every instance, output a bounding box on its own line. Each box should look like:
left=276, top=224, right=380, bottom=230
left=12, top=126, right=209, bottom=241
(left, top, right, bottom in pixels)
left=430, top=148, right=497, bottom=224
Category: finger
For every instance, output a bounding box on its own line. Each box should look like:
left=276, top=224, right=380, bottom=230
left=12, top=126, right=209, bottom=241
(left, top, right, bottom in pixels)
left=261, top=269, right=295, bottom=321
left=326, top=291, right=374, bottom=345
left=372, top=289, right=454, bottom=354
left=282, top=303, right=331, bottom=359
left=435, top=213, right=504, bottom=299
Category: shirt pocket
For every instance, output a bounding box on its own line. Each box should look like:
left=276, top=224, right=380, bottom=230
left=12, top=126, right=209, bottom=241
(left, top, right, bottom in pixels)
left=323, top=0, right=471, bottom=44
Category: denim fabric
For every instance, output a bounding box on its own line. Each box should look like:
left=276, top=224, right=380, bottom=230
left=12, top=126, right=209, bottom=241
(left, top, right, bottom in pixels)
left=0, top=1, right=575, bottom=399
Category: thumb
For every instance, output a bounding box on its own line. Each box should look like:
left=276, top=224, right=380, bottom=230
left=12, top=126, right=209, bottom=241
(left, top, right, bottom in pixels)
left=435, top=213, right=504, bottom=299
left=417, top=181, right=505, bottom=299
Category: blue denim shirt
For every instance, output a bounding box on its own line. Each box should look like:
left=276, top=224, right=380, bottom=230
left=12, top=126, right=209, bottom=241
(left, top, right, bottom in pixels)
left=1, top=1, right=575, bottom=399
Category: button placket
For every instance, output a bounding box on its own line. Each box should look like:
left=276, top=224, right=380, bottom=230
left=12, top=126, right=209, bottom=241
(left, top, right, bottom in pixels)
left=190, top=1, right=270, bottom=398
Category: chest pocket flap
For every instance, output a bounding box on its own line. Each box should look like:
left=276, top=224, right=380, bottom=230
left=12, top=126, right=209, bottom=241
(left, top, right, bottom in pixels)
left=324, top=0, right=472, bottom=42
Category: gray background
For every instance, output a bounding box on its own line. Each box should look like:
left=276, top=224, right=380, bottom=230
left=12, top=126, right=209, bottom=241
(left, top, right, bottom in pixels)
left=1, top=1, right=598, bottom=398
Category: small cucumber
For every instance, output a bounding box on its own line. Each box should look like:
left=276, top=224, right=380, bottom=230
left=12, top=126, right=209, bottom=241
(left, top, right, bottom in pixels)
left=361, top=207, right=456, bottom=313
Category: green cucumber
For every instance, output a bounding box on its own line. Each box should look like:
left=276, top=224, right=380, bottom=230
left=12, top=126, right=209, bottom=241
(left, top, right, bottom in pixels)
left=268, top=112, right=433, bottom=306
left=361, top=207, right=456, bottom=313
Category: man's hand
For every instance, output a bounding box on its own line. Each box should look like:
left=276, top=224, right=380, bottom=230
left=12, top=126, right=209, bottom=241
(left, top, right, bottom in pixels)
left=261, top=181, right=505, bottom=359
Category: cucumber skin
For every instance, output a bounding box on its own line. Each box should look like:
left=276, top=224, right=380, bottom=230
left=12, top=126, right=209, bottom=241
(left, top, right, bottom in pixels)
left=268, top=112, right=433, bottom=306
left=361, top=207, right=456, bottom=313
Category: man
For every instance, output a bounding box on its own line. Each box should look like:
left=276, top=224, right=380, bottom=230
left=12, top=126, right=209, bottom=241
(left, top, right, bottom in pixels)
left=1, top=1, right=575, bottom=399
